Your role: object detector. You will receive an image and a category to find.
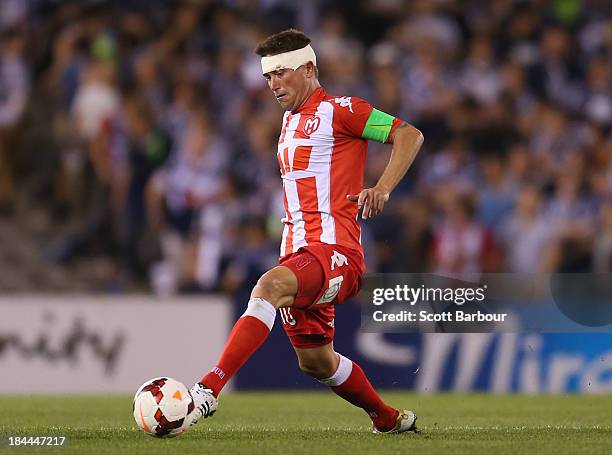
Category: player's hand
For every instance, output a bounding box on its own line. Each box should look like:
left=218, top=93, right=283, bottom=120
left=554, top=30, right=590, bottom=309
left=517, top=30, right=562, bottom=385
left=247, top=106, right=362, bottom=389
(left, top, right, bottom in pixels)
left=346, top=186, right=390, bottom=220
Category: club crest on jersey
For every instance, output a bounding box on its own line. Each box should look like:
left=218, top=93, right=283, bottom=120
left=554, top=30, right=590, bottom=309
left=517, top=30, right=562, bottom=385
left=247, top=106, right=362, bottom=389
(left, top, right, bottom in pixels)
left=303, top=116, right=321, bottom=136
left=333, top=96, right=354, bottom=113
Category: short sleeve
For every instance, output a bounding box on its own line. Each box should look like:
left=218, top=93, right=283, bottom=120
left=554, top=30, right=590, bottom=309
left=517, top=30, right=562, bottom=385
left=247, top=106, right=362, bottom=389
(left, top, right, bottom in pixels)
left=332, top=96, right=401, bottom=143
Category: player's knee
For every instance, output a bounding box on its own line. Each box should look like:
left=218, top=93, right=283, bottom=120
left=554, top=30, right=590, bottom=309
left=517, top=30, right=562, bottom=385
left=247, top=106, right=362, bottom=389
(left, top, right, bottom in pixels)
left=251, top=268, right=297, bottom=308
left=252, top=277, right=288, bottom=307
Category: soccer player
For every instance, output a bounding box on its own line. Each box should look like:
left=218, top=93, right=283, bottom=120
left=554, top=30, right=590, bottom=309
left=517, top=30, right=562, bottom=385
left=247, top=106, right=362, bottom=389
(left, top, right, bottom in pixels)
left=189, top=29, right=424, bottom=433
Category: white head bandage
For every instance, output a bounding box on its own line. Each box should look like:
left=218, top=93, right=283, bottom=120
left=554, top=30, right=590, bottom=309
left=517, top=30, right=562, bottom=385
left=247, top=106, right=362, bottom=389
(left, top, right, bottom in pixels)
left=261, top=44, right=317, bottom=75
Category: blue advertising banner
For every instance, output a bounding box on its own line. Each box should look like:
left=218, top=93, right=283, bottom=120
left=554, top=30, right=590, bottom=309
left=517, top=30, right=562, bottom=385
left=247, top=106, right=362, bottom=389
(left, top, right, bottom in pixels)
left=235, top=301, right=612, bottom=392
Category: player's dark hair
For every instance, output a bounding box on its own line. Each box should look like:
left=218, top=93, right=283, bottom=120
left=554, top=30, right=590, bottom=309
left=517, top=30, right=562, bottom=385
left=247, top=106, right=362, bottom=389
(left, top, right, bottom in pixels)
left=254, top=28, right=312, bottom=57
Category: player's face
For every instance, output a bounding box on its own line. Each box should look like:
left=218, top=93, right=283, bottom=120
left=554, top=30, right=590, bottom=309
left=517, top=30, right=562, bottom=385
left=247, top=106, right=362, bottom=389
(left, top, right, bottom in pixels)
left=265, top=66, right=309, bottom=111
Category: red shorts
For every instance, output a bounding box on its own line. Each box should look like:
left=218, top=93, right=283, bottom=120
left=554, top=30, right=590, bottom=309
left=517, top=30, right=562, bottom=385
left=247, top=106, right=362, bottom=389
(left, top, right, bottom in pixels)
left=278, top=243, right=365, bottom=349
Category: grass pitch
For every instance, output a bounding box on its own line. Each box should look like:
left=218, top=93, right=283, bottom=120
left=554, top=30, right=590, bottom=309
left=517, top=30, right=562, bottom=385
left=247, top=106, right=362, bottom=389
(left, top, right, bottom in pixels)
left=1, top=392, right=611, bottom=454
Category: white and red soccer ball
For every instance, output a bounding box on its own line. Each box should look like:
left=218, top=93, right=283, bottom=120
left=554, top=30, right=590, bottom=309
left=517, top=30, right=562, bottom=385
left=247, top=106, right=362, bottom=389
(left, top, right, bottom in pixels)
left=133, top=377, right=194, bottom=437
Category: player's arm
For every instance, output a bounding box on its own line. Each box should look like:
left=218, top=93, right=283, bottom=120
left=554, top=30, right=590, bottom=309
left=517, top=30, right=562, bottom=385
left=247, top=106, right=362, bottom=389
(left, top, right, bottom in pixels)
left=348, top=120, right=424, bottom=219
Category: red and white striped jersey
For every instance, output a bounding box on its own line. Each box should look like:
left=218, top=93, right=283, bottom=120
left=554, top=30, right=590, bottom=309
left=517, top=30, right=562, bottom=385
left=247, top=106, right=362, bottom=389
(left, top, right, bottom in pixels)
left=276, top=87, right=401, bottom=259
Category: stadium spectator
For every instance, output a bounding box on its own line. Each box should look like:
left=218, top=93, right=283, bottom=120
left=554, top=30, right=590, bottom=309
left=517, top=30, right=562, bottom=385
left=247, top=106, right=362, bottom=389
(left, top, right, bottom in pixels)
left=430, top=191, right=500, bottom=275
left=146, top=110, right=229, bottom=294
left=476, top=154, right=516, bottom=231
left=0, top=27, right=29, bottom=214
left=501, top=186, right=556, bottom=273
left=117, top=95, right=172, bottom=277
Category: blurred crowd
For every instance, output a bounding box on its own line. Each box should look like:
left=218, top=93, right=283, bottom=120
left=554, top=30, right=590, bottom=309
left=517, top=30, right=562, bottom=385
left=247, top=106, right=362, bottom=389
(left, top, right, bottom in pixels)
left=0, top=0, right=610, bottom=294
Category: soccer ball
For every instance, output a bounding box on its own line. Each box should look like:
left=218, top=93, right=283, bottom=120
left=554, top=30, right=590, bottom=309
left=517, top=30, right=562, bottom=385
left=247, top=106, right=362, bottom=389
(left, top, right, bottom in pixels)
left=133, top=377, right=194, bottom=437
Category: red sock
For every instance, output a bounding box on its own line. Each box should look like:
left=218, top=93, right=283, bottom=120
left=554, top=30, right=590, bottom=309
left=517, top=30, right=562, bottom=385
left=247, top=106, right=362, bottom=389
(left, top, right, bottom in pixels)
left=324, top=355, right=398, bottom=432
left=201, top=298, right=275, bottom=397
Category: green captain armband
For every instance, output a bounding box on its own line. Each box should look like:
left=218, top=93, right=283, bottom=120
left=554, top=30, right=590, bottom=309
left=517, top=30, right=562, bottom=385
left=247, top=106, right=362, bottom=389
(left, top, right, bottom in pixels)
left=361, top=108, right=396, bottom=143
